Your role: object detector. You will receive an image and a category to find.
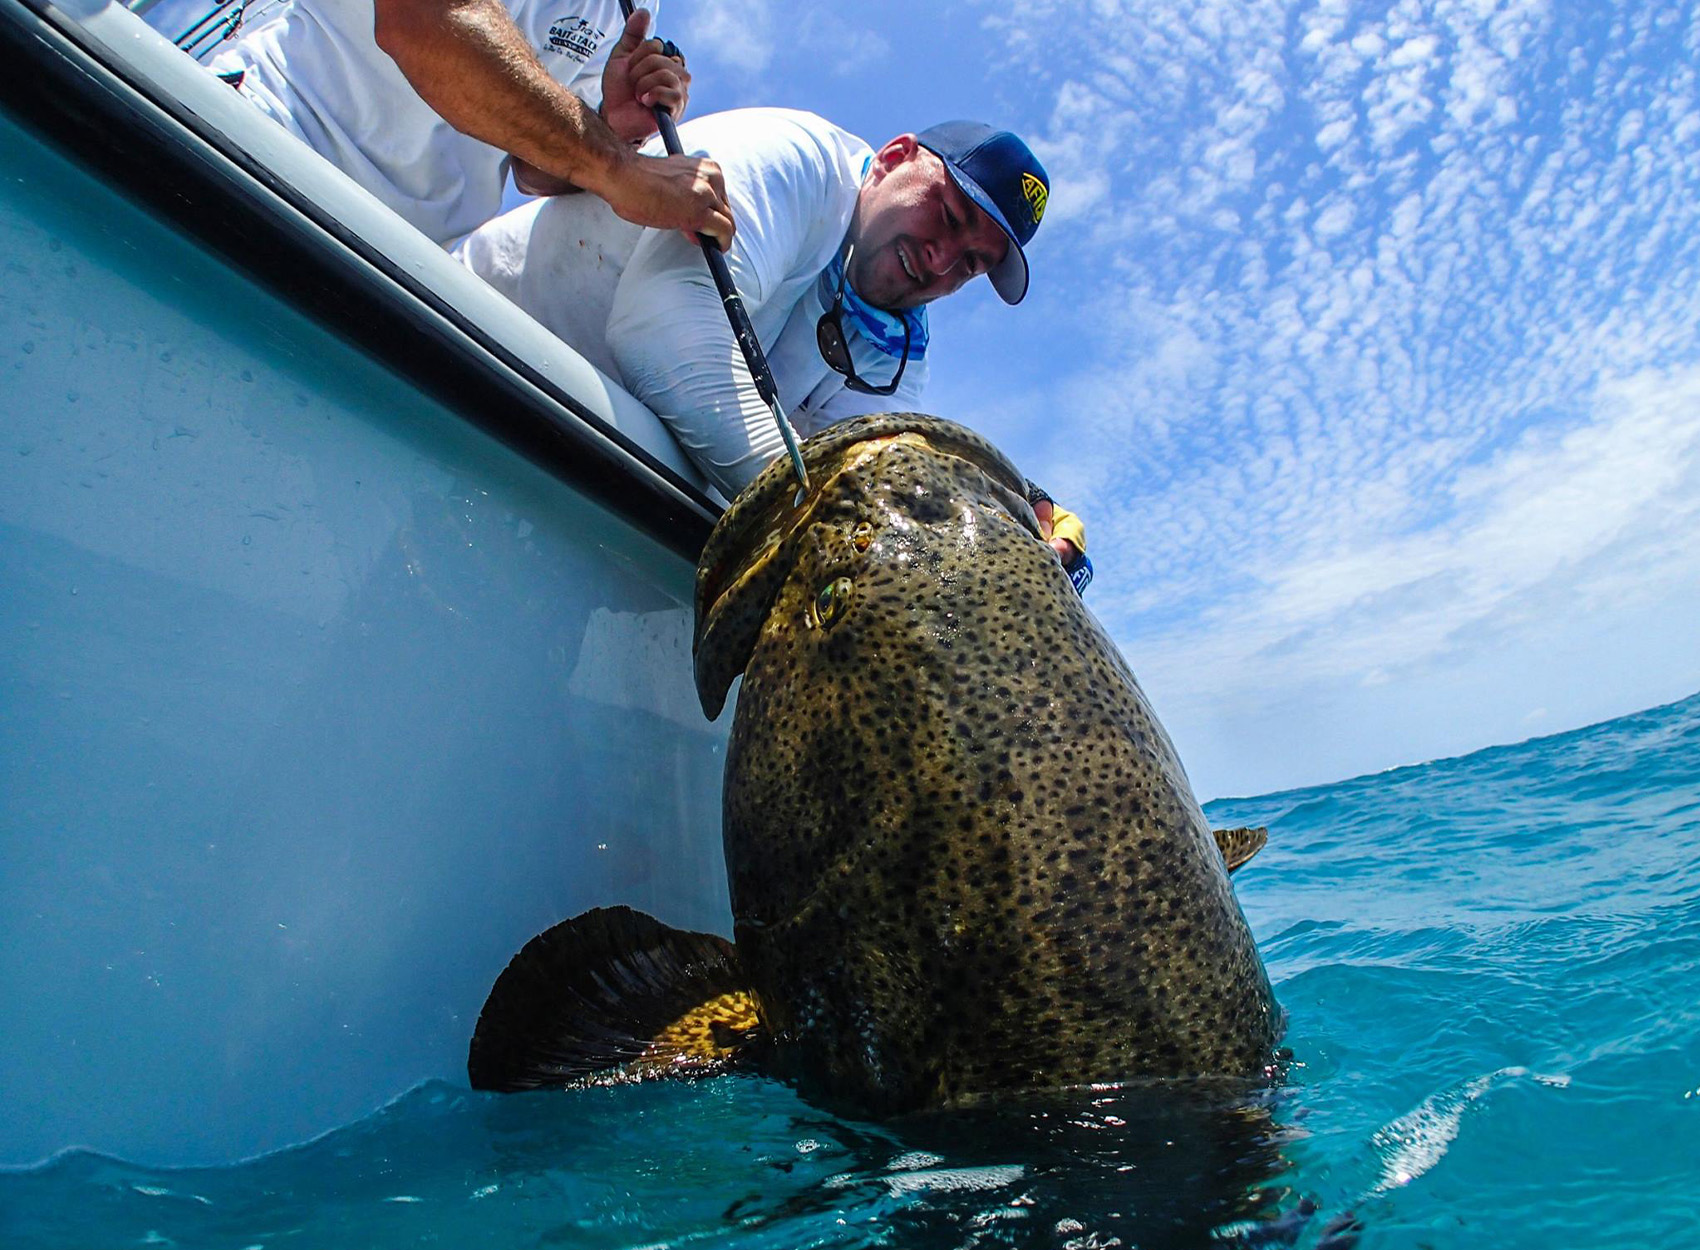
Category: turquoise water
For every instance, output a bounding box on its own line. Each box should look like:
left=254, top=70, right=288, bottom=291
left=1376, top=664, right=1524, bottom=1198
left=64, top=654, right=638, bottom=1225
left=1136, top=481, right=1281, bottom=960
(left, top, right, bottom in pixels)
left=6, top=693, right=1698, bottom=1248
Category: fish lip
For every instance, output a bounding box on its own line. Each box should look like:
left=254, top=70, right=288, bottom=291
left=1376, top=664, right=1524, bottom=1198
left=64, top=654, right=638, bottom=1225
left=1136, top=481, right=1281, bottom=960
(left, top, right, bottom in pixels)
left=692, top=414, right=1032, bottom=719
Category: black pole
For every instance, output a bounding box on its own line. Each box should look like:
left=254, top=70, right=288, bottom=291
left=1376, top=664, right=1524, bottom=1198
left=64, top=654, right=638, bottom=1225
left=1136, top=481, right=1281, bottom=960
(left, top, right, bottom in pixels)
left=611, top=0, right=809, bottom=498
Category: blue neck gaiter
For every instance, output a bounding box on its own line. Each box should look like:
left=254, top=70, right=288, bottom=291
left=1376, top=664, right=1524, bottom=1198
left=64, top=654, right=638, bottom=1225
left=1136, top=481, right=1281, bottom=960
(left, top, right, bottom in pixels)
left=822, top=244, right=930, bottom=363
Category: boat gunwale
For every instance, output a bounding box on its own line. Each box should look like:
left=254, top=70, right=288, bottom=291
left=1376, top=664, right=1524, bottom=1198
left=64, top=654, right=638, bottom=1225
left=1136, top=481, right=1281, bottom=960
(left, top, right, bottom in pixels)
left=0, top=0, right=722, bottom=561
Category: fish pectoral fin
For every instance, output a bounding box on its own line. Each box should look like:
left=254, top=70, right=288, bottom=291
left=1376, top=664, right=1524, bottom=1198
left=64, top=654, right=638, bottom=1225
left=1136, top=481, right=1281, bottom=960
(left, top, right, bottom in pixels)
left=1212, top=825, right=1269, bottom=873
left=467, top=905, right=767, bottom=1092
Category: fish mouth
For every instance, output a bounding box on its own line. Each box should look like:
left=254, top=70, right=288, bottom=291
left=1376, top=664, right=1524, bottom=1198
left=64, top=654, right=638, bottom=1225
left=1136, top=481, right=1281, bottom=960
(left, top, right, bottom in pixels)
left=692, top=413, right=1030, bottom=719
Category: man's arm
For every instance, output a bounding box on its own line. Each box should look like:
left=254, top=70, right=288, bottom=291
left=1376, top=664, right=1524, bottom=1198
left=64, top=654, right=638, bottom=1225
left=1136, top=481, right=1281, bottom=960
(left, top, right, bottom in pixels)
left=373, top=0, right=732, bottom=245
left=606, top=227, right=793, bottom=496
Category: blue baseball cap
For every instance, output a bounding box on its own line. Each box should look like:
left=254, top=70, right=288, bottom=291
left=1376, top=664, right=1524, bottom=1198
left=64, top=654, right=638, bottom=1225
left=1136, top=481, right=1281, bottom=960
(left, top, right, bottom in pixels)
left=916, top=121, right=1049, bottom=305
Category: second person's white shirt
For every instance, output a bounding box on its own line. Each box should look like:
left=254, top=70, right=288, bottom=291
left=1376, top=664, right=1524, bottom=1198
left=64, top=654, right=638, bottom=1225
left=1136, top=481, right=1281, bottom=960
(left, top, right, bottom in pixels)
left=212, top=0, right=641, bottom=246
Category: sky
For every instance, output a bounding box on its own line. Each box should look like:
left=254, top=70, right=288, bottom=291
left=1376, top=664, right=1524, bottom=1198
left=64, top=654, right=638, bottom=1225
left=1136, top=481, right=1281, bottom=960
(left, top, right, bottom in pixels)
left=656, top=0, right=1700, bottom=798
left=163, top=0, right=1700, bottom=799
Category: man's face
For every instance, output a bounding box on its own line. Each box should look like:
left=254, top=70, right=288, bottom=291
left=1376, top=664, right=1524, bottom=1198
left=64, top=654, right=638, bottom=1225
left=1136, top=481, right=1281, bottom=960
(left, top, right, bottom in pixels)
left=847, top=137, right=1011, bottom=310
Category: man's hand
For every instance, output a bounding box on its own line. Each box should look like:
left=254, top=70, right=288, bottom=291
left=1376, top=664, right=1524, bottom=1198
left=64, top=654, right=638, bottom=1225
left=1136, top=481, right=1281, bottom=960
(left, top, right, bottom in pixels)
left=599, top=8, right=689, bottom=144
left=595, top=150, right=735, bottom=249
left=1050, top=536, right=1080, bottom=564
left=512, top=123, right=734, bottom=248
left=584, top=10, right=730, bottom=246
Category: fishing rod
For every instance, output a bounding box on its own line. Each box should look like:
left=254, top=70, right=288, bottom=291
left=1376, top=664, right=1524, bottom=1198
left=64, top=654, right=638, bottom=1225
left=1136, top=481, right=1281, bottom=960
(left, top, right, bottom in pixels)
left=613, top=0, right=809, bottom=502
left=170, top=0, right=245, bottom=56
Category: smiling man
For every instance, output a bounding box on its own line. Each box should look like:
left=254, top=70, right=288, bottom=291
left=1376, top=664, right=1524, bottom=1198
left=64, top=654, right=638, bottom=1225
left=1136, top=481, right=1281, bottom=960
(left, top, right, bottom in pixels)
left=456, top=107, right=1047, bottom=497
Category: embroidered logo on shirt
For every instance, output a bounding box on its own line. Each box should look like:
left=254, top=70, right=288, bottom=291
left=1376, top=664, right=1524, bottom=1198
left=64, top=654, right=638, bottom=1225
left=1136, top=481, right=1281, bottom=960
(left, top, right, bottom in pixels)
left=1021, top=172, right=1048, bottom=227
left=545, top=16, right=604, bottom=61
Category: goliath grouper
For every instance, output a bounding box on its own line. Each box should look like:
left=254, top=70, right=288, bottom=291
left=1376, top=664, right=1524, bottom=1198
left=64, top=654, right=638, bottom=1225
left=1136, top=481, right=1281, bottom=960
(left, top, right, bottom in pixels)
left=469, top=414, right=1282, bottom=1113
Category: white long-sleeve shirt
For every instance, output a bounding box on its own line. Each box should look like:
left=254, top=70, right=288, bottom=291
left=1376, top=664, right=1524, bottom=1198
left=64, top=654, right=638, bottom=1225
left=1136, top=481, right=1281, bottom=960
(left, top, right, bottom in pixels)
left=455, top=108, right=928, bottom=498
left=211, top=0, right=637, bottom=246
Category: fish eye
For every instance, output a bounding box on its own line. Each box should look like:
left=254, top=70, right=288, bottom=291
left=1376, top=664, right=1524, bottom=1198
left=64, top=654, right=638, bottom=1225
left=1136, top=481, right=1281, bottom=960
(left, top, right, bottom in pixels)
left=813, top=576, right=854, bottom=629
left=852, top=522, right=873, bottom=552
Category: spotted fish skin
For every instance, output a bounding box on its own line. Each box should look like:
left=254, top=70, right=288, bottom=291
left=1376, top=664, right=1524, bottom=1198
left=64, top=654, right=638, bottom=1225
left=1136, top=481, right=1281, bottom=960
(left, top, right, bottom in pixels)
left=694, top=414, right=1280, bottom=1114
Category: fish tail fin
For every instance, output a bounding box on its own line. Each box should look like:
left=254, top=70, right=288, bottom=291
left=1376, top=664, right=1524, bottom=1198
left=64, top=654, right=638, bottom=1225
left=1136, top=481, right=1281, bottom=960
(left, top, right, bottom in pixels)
left=468, top=905, right=767, bottom=1092
left=1213, top=825, right=1269, bottom=873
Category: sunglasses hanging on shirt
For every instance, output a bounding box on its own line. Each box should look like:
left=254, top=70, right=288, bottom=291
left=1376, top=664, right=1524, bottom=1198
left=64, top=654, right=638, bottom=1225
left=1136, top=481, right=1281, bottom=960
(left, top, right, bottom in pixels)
left=816, top=244, right=911, bottom=396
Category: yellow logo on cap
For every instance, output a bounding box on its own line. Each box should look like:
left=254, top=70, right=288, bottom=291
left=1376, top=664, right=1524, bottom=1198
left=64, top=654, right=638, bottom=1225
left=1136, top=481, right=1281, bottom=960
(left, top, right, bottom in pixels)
left=1021, top=172, right=1048, bottom=226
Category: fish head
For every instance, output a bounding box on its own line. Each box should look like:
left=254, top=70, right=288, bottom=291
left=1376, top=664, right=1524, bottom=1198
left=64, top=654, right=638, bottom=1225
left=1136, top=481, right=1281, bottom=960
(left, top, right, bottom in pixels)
left=693, top=413, right=1037, bottom=720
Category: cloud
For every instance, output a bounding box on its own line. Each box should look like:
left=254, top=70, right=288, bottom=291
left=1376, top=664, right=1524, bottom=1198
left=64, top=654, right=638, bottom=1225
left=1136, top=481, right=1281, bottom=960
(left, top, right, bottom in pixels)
left=944, top=0, right=1700, bottom=792
left=798, top=13, right=892, bottom=76
left=671, top=2, right=890, bottom=87
left=1158, top=364, right=1700, bottom=693
left=673, top=0, right=777, bottom=79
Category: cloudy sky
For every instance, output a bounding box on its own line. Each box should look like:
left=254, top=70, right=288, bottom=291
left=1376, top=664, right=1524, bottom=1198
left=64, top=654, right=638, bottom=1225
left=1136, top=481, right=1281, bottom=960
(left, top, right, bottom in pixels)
left=167, top=0, right=1700, bottom=798
left=657, top=0, right=1700, bottom=798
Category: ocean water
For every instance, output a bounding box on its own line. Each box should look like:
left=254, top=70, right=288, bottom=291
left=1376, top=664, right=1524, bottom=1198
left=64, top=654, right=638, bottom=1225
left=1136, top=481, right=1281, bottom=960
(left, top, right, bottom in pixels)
left=5, top=693, right=1698, bottom=1248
